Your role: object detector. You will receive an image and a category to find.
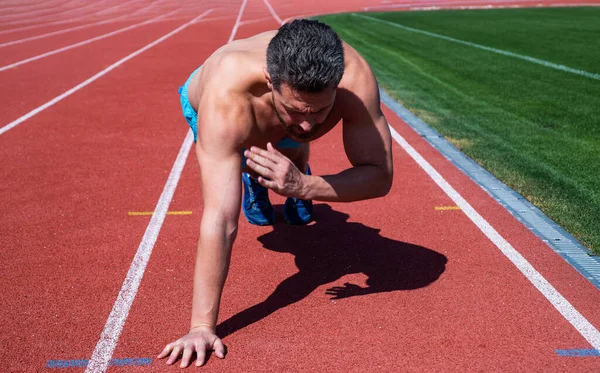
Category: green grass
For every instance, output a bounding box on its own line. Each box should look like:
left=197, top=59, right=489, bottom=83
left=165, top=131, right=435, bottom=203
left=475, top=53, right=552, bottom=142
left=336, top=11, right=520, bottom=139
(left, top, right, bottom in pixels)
left=317, top=8, right=600, bottom=253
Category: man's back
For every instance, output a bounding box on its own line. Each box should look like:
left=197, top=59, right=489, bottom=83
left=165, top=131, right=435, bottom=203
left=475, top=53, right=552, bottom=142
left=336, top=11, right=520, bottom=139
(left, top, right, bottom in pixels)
left=187, top=31, right=282, bottom=150
left=186, top=29, right=376, bottom=151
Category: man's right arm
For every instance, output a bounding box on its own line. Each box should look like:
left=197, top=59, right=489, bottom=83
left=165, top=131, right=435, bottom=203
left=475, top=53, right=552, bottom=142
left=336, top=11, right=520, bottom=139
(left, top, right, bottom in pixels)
left=190, top=135, right=242, bottom=331
left=159, top=92, right=246, bottom=368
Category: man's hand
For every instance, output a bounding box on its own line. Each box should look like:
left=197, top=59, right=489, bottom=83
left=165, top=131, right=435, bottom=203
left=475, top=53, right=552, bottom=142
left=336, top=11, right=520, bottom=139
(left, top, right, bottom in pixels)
left=244, top=142, right=308, bottom=198
left=326, top=282, right=370, bottom=300
left=157, top=326, right=226, bottom=368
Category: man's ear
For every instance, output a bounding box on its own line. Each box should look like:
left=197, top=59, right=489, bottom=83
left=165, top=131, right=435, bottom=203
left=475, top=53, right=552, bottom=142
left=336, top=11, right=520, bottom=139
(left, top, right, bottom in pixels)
left=263, top=66, right=273, bottom=90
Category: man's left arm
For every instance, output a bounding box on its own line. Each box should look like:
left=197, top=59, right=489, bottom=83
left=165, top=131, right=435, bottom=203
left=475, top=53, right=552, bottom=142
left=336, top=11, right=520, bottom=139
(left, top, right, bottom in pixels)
left=302, top=76, right=393, bottom=202
left=245, top=70, right=393, bottom=202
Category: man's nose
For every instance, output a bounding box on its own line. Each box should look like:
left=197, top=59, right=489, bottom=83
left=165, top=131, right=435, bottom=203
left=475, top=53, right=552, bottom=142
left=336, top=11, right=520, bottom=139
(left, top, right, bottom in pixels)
left=299, top=116, right=315, bottom=132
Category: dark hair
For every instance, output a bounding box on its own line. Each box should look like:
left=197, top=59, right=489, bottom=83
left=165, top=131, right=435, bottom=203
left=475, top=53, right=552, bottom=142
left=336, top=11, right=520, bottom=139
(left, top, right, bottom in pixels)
left=266, top=19, right=344, bottom=92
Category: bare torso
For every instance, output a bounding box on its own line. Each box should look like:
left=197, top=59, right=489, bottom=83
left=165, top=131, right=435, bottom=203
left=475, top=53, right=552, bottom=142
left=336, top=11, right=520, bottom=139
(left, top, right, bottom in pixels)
left=186, top=30, right=374, bottom=151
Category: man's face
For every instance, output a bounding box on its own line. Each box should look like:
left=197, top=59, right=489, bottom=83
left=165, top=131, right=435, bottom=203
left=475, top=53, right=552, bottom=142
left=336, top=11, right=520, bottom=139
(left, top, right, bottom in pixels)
left=271, top=83, right=336, bottom=142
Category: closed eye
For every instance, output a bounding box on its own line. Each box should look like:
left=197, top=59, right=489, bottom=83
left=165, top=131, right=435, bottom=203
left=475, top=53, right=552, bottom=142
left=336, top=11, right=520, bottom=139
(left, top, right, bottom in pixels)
left=284, top=105, right=330, bottom=115
left=283, top=105, right=301, bottom=115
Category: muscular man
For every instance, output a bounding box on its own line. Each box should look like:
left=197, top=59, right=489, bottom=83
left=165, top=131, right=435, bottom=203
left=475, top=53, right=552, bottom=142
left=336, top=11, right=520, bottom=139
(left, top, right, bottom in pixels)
left=158, top=19, right=393, bottom=368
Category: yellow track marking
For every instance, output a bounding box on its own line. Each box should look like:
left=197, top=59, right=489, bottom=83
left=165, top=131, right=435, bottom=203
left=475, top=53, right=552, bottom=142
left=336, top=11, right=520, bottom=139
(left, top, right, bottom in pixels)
left=435, top=206, right=461, bottom=211
left=128, top=211, right=192, bottom=216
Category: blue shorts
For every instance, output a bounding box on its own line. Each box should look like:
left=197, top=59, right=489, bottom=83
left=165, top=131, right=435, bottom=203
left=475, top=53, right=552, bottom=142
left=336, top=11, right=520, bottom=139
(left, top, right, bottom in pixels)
left=177, top=67, right=301, bottom=162
left=178, top=66, right=202, bottom=143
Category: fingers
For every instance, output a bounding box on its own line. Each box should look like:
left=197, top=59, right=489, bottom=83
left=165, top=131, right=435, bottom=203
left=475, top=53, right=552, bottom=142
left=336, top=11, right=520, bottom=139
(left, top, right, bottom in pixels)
left=245, top=158, right=274, bottom=180
left=159, top=329, right=227, bottom=369
left=195, top=347, right=207, bottom=367
left=266, top=142, right=284, bottom=156
left=157, top=343, right=173, bottom=359
left=159, top=341, right=225, bottom=368
left=180, top=346, right=194, bottom=368
left=245, top=147, right=278, bottom=169
left=214, top=339, right=227, bottom=359
left=249, top=144, right=279, bottom=161
left=167, top=345, right=182, bottom=365
left=257, top=176, right=277, bottom=190
left=159, top=343, right=207, bottom=368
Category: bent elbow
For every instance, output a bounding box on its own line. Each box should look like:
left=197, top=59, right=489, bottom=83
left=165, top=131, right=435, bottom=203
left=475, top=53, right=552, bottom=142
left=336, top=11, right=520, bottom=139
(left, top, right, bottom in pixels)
left=378, top=168, right=393, bottom=198
left=381, top=181, right=392, bottom=197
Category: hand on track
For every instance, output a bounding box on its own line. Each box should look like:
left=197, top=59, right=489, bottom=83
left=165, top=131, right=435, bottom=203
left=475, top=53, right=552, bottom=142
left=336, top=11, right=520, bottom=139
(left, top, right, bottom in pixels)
left=157, top=326, right=226, bottom=368
left=244, top=142, right=307, bottom=198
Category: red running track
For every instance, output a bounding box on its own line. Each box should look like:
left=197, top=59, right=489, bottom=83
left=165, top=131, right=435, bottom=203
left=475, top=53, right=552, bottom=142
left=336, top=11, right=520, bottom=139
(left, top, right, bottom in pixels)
left=1, top=0, right=600, bottom=371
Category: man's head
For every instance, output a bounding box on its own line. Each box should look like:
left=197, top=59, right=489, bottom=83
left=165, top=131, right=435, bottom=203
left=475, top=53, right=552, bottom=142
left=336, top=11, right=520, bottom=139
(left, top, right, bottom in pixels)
left=265, top=19, right=345, bottom=141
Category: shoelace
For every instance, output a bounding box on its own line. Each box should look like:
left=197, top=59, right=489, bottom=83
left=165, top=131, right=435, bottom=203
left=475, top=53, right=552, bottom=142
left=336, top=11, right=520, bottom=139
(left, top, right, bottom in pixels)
left=247, top=177, right=270, bottom=209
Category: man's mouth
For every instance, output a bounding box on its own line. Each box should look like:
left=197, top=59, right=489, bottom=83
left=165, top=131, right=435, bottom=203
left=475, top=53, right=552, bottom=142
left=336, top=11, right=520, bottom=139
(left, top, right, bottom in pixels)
left=287, top=124, right=321, bottom=141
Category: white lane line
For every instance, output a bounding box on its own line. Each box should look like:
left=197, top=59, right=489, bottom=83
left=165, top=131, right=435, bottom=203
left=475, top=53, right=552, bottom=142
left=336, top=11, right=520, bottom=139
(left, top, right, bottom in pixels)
left=85, top=2, right=245, bottom=371
left=228, top=0, right=248, bottom=43
left=1, top=0, right=107, bottom=25
left=408, top=4, right=533, bottom=10
left=0, top=0, right=84, bottom=21
left=0, top=10, right=108, bottom=36
left=0, top=18, right=123, bottom=48
left=85, top=130, right=195, bottom=373
left=0, top=1, right=134, bottom=33
left=130, top=0, right=166, bottom=15
left=239, top=16, right=275, bottom=26
left=386, top=123, right=600, bottom=350
left=263, top=0, right=282, bottom=25
left=192, top=15, right=236, bottom=24
left=355, top=14, right=600, bottom=81
left=281, top=10, right=350, bottom=25
left=549, top=2, right=600, bottom=6
left=94, top=0, right=142, bottom=16
left=364, top=0, right=543, bottom=10
left=365, top=0, right=600, bottom=10
left=0, top=0, right=167, bottom=48
left=0, top=9, right=181, bottom=72
left=0, top=0, right=66, bottom=12
left=0, top=8, right=210, bottom=136
left=0, top=0, right=74, bottom=15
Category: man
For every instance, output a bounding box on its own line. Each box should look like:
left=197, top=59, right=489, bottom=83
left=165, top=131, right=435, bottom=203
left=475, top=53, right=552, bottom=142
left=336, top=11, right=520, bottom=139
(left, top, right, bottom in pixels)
left=158, top=19, right=393, bottom=368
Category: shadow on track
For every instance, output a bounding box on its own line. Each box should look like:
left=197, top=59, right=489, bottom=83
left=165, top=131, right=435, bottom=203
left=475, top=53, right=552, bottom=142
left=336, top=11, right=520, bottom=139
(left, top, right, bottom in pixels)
left=216, top=204, right=447, bottom=339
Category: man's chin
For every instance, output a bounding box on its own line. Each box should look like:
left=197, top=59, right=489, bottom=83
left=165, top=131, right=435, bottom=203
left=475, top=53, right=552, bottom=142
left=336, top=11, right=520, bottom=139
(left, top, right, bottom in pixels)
left=287, top=127, right=321, bottom=142
left=279, top=121, right=320, bottom=142
left=287, top=132, right=314, bottom=142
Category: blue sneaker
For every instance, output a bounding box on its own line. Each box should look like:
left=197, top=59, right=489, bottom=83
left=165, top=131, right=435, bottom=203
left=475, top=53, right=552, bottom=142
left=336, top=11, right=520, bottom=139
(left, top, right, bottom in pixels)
left=284, top=164, right=313, bottom=225
left=242, top=173, right=274, bottom=226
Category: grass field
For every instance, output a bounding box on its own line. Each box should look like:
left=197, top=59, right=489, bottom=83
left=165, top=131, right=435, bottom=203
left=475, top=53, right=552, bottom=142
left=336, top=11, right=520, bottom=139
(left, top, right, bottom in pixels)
left=317, top=8, right=600, bottom=254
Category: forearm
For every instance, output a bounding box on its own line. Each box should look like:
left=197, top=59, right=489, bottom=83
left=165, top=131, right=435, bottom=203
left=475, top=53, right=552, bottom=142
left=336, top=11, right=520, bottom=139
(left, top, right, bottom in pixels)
left=190, top=213, right=238, bottom=331
left=302, top=164, right=392, bottom=202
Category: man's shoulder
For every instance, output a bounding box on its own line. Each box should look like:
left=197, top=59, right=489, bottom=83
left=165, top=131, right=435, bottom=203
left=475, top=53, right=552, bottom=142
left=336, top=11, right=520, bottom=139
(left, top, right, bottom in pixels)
left=196, top=53, right=257, bottom=142
left=337, top=44, right=381, bottom=120
left=202, top=51, right=250, bottom=86
left=202, top=32, right=273, bottom=86
left=340, top=42, right=376, bottom=91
